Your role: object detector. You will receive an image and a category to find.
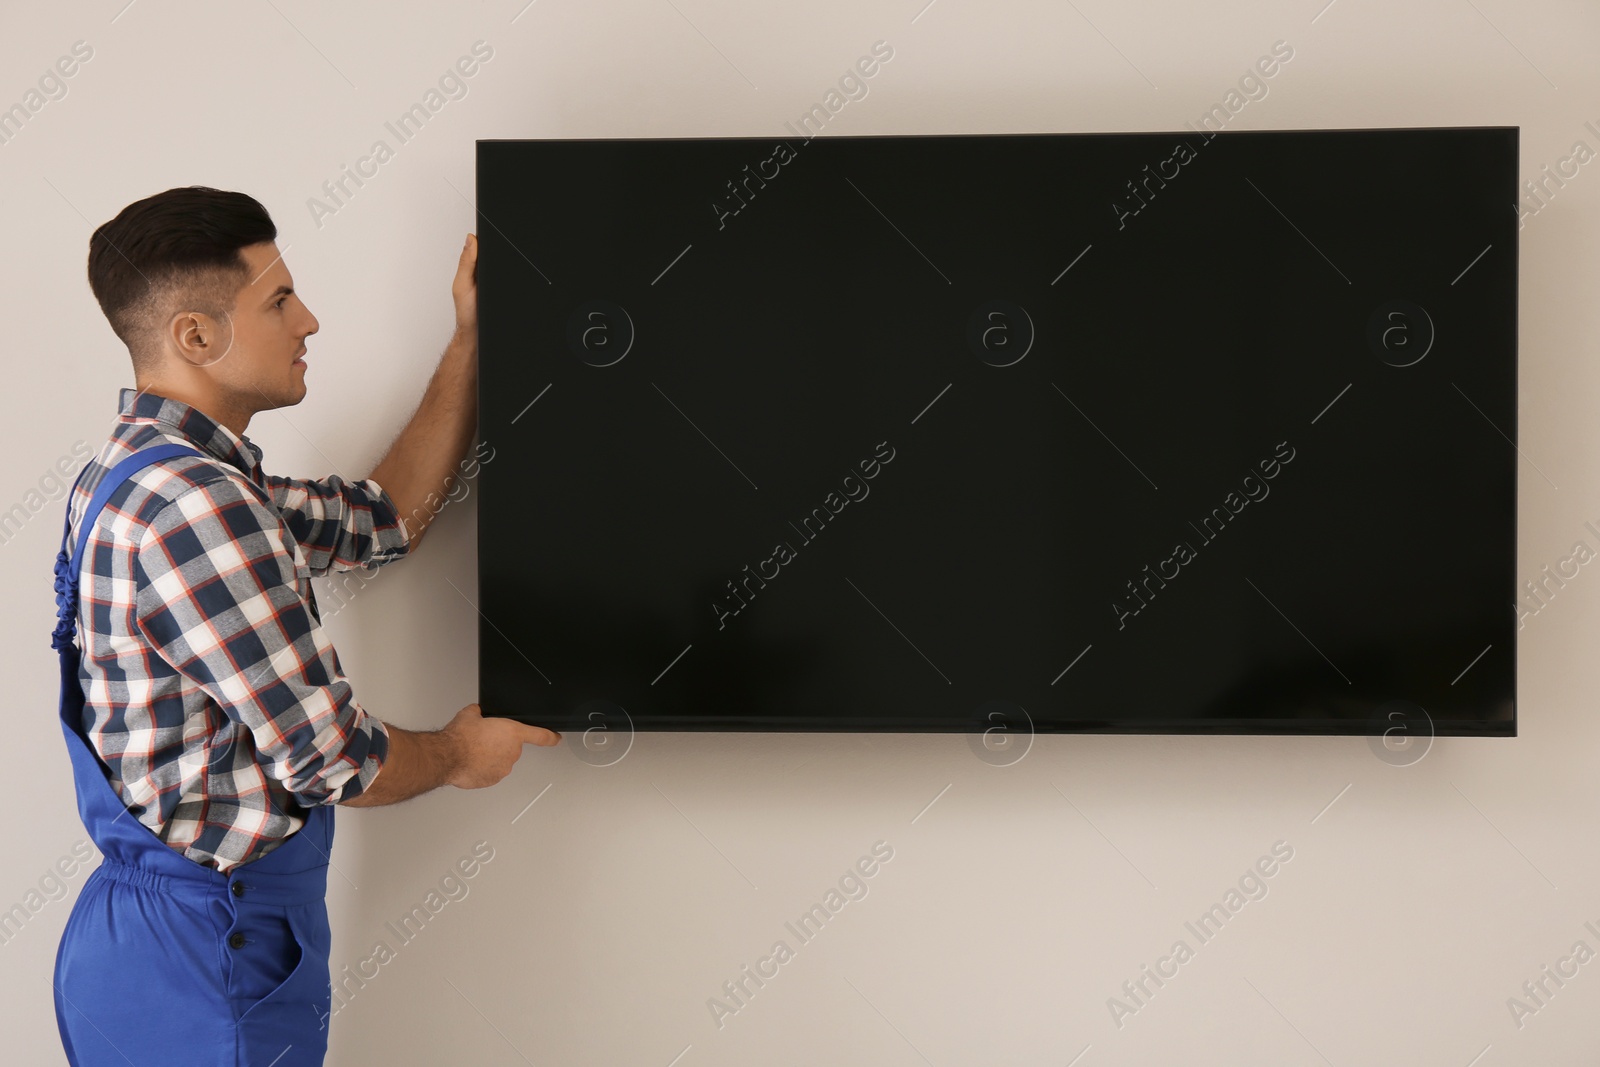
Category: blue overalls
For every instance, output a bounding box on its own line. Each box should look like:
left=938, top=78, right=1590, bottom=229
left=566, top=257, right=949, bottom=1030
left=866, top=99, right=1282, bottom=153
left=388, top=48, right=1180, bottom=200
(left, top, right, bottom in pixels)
left=51, top=443, right=337, bottom=1066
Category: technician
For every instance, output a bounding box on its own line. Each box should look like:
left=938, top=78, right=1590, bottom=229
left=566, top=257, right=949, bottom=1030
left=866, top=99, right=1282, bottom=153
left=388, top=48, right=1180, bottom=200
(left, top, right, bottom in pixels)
left=48, top=185, right=559, bottom=1066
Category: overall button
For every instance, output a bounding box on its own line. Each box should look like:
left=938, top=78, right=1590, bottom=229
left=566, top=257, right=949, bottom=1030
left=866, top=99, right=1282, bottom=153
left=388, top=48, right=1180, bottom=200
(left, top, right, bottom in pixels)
left=231, top=882, right=245, bottom=898
left=127, top=804, right=144, bottom=815
left=228, top=932, right=247, bottom=949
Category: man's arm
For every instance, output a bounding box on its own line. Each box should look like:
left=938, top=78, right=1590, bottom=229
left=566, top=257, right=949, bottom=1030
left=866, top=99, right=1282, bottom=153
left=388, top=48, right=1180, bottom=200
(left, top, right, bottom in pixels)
left=340, top=704, right=559, bottom=808
left=341, top=234, right=562, bottom=806
left=337, top=723, right=452, bottom=807
left=134, top=472, right=559, bottom=813
left=265, top=472, right=412, bottom=576
left=369, top=233, right=479, bottom=553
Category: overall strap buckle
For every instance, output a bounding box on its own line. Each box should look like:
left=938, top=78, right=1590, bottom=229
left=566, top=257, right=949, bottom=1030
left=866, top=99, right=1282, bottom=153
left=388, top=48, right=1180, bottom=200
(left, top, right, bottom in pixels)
left=52, top=548, right=77, bottom=650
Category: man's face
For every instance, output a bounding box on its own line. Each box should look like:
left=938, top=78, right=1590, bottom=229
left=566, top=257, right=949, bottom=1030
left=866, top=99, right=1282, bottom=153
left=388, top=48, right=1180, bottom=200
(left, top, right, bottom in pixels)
left=206, top=241, right=319, bottom=412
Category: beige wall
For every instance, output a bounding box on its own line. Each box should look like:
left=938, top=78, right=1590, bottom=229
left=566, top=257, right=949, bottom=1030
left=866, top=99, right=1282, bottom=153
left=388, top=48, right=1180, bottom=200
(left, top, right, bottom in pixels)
left=2, top=0, right=1596, bottom=1063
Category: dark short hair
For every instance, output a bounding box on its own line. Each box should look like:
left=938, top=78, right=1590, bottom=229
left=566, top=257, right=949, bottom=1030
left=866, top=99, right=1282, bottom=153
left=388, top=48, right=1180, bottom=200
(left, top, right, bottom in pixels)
left=87, top=186, right=277, bottom=371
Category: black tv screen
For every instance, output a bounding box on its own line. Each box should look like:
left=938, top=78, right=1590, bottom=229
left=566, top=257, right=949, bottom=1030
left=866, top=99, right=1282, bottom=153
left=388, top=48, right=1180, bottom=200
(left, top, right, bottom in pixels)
left=474, top=126, right=1517, bottom=737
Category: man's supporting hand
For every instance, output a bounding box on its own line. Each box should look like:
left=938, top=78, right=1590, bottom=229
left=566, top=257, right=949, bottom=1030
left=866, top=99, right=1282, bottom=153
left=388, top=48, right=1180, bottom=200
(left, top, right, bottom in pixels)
left=339, top=703, right=559, bottom=807
left=442, top=702, right=559, bottom=789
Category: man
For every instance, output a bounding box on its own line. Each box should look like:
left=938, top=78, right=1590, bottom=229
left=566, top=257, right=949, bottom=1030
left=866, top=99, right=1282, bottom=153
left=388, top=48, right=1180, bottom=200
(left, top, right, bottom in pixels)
left=48, top=186, right=559, bottom=1067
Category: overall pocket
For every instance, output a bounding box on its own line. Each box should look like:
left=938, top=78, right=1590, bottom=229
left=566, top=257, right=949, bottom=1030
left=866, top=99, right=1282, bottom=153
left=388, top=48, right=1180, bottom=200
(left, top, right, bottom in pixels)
left=224, top=906, right=306, bottom=1020
left=232, top=902, right=334, bottom=1065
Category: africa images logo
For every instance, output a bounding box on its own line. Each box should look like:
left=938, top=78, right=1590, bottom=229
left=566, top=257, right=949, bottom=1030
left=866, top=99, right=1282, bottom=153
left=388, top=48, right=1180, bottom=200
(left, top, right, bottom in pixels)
left=566, top=299, right=635, bottom=366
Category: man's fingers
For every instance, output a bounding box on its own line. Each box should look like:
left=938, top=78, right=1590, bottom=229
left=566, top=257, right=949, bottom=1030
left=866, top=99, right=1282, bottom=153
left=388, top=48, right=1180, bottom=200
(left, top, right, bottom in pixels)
left=521, top=724, right=561, bottom=746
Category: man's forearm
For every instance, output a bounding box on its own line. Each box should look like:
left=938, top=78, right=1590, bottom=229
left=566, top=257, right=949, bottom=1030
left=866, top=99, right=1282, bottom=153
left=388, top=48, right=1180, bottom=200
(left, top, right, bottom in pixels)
left=369, top=327, right=478, bottom=550
left=338, top=721, right=459, bottom=808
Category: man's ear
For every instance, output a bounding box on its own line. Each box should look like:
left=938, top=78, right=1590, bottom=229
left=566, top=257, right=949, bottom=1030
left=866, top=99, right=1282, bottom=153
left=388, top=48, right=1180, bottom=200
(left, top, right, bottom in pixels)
left=164, top=309, right=228, bottom=369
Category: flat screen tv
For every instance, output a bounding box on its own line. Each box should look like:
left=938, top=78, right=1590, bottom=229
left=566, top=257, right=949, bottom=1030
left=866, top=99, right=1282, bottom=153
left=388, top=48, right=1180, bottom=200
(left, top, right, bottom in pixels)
left=474, top=126, right=1517, bottom=737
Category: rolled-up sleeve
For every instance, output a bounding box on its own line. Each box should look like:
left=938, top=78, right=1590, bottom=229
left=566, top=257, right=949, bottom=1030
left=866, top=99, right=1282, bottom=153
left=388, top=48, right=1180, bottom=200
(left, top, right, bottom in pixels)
left=132, top=476, right=389, bottom=806
left=265, top=473, right=411, bottom=577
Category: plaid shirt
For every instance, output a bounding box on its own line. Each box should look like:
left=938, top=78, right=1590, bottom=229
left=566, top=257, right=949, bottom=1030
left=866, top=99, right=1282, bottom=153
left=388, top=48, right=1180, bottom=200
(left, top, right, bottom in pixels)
left=62, top=386, right=410, bottom=872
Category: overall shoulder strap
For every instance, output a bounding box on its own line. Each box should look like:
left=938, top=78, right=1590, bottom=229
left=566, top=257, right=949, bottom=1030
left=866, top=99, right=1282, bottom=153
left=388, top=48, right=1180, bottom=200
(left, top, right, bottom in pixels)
left=68, top=443, right=207, bottom=568
left=52, top=442, right=207, bottom=650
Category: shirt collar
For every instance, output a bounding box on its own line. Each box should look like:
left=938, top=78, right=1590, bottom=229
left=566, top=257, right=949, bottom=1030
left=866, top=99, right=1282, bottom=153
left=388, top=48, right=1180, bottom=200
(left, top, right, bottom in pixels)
left=117, top=387, right=264, bottom=482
